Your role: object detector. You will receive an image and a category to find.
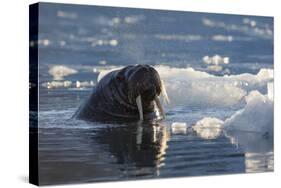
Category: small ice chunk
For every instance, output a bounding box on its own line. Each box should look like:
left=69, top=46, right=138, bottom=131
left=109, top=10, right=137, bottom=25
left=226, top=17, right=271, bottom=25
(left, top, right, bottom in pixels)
left=109, top=39, right=118, bottom=46
left=59, top=40, right=66, bottom=46
left=76, top=81, right=95, bottom=88
left=223, top=57, right=230, bottom=64
left=57, top=10, right=78, bottom=19
left=41, top=80, right=72, bottom=89
left=171, top=122, right=188, bottom=134
left=97, top=40, right=103, bottom=45
left=194, top=117, right=224, bottom=129
left=76, top=81, right=81, bottom=88
left=212, top=55, right=222, bottom=65
left=243, top=18, right=250, bottom=24
left=193, top=117, right=224, bottom=139
left=250, top=20, right=256, bottom=27
left=202, top=54, right=230, bottom=66
left=202, top=55, right=211, bottom=64
left=93, top=68, right=99, bottom=73
left=112, top=17, right=121, bottom=24
left=42, top=39, right=50, bottom=46
left=63, top=81, right=72, bottom=87
left=48, top=65, right=78, bottom=80
left=38, top=39, right=50, bottom=46
left=124, top=15, right=144, bottom=24
left=212, top=35, right=233, bottom=42
left=267, top=82, right=273, bottom=101
left=98, top=60, right=107, bottom=65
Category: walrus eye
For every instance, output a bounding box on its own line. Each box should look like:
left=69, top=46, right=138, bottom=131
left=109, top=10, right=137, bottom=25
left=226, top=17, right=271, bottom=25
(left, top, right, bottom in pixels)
left=116, top=74, right=125, bottom=82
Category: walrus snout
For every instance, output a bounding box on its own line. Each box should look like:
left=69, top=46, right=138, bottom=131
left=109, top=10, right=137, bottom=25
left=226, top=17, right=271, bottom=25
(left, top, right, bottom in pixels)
left=126, top=65, right=168, bottom=121
left=127, top=65, right=161, bottom=103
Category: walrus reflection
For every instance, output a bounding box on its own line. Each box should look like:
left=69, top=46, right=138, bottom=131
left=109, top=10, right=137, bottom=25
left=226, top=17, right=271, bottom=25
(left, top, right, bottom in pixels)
left=92, top=122, right=170, bottom=175
left=225, top=130, right=273, bottom=172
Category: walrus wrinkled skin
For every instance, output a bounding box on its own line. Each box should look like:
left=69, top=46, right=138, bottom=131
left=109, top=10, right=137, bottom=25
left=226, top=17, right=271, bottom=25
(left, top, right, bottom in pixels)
left=75, top=64, right=167, bottom=122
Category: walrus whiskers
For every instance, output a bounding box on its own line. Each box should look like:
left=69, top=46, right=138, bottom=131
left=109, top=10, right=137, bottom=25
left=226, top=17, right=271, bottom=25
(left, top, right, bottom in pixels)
left=128, top=87, right=137, bottom=104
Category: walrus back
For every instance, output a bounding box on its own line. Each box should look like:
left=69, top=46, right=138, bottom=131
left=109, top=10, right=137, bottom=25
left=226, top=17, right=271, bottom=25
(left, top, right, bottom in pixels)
left=74, top=71, right=116, bottom=121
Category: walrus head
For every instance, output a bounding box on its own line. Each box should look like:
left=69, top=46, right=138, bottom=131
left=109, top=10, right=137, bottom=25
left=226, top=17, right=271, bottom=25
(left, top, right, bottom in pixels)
left=122, top=65, right=169, bottom=121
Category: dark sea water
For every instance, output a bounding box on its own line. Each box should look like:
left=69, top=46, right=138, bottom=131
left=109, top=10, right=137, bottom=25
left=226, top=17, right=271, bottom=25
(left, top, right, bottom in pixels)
left=32, top=3, right=273, bottom=185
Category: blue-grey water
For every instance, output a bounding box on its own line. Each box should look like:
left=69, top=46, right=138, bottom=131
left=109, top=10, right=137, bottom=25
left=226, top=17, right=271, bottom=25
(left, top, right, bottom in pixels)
left=33, top=3, right=273, bottom=185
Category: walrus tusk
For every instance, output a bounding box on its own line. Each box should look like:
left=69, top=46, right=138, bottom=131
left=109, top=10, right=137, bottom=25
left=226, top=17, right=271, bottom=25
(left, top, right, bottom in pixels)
left=136, top=121, right=143, bottom=145
left=161, top=80, right=170, bottom=104
left=155, top=96, right=165, bottom=118
left=136, top=95, right=144, bottom=121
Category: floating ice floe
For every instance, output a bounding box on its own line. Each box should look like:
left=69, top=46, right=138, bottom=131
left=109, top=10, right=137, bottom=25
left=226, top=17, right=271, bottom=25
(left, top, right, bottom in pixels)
left=225, top=126, right=273, bottom=173
left=57, top=10, right=78, bottom=19
left=243, top=18, right=256, bottom=27
left=124, top=15, right=145, bottom=24
left=171, top=122, right=188, bottom=134
left=98, top=65, right=273, bottom=108
left=155, top=34, right=203, bottom=42
left=202, top=55, right=229, bottom=72
left=224, top=90, right=273, bottom=134
left=193, top=83, right=273, bottom=138
left=41, top=81, right=72, bottom=89
left=98, top=60, right=107, bottom=65
left=212, top=35, right=233, bottom=42
left=48, top=65, right=78, bottom=80
left=30, top=39, right=51, bottom=47
left=223, top=85, right=273, bottom=172
left=202, top=17, right=273, bottom=39
left=94, top=15, right=145, bottom=27
left=267, top=82, right=273, bottom=100
left=41, top=80, right=95, bottom=89
left=59, top=40, right=66, bottom=47
left=189, top=100, right=273, bottom=172
left=91, top=39, right=118, bottom=47
left=202, top=55, right=230, bottom=65
left=157, top=66, right=272, bottom=107
left=76, top=81, right=95, bottom=88
left=244, top=152, right=273, bottom=173
left=193, top=117, right=224, bottom=139
left=112, top=17, right=121, bottom=25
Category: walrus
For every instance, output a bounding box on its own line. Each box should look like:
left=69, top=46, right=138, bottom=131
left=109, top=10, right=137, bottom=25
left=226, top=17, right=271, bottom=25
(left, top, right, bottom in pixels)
left=74, top=64, right=169, bottom=122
